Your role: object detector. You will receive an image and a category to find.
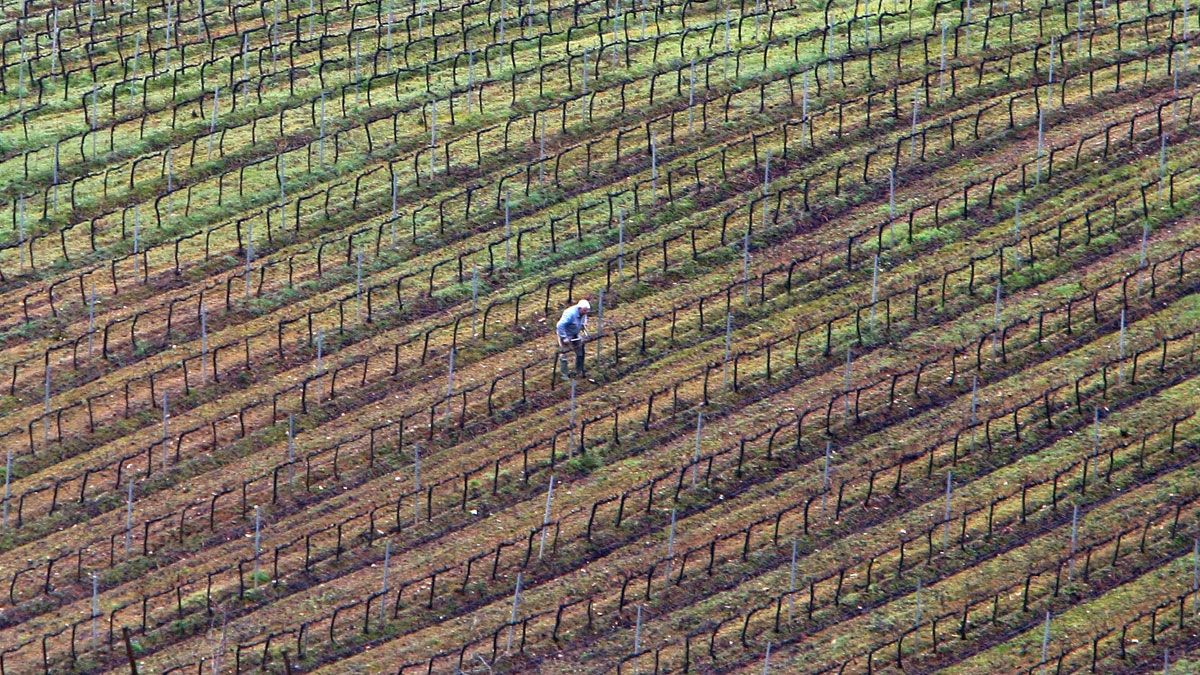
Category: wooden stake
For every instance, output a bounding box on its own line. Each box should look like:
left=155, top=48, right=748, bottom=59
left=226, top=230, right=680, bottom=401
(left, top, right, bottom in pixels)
left=199, top=306, right=208, bottom=383
left=538, top=475, right=555, bottom=560
left=356, top=251, right=364, bottom=320
left=634, top=604, right=643, bottom=654
left=723, top=313, right=734, bottom=388
left=688, top=58, right=696, bottom=134
left=1068, top=504, right=1079, bottom=579
left=315, top=330, right=325, bottom=375
left=743, top=230, right=751, bottom=307
left=1040, top=611, right=1052, bottom=673
left=943, top=471, right=953, bottom=548
left=319, top=91, right=327, bottom=166
left=287, top=414, right=296, bottom=485
left=380, top=539, right=392, bottom=621
left=207, top=86, right=219, bottom=159
left=122, top=626, right=139, bottom=674
left=618, top=209, right=626, bottom=277
left=471, top=264, right=480, bottom=337
left=869, top=255, right=879, bottom=329
left=253, top=505, right=262, bottom=585
left=914, top=577, right=923, bottom=626
left=504, top=191, right=512, bottom=266
left=2, top=448, right=11, bottom=528
left=506, top=572, right=523, bottom=652
left=91, top=573, right=99, bottom=645
left=1035, top=109, right=1044, bottom=185
left=413, top=444, right=422, bottom=525
left=88, top=289, right=97, bottom=358
left=822, top=441, right=832, bottom=517
left=788, top=540, right=797, bottom=622
left=125, top=481, right=134, bottom=554
left=939, top=22, right=947, bottom=99
left=844, top=348, right=853, bottom=418
left=161, top=393, right=169, bottom=468
left=665, top=507, right=677, bottom=581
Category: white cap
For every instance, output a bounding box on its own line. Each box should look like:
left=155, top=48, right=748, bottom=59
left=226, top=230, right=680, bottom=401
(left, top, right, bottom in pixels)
left=577, top=299, right=591, bottom=311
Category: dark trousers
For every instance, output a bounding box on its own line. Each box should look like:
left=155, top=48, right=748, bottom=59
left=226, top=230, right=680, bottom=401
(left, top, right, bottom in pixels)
left=559, top=337, right=585, bottom=377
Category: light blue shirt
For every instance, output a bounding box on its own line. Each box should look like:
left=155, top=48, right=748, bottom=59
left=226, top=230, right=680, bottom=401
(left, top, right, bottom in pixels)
left=556, top=306, right=586, bottom=340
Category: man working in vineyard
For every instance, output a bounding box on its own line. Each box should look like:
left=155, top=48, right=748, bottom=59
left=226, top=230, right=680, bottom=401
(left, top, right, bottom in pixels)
left=556, top=299, right=591, bottom=379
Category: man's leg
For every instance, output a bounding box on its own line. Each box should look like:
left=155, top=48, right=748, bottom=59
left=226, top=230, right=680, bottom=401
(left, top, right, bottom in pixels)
left=558, top=342, right=571, bottom=379
left=573, top=338, right=586, bottom=375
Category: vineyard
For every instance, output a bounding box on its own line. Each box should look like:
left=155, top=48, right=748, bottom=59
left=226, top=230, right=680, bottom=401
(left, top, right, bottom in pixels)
left=0, top=0, right=1199, bottom=669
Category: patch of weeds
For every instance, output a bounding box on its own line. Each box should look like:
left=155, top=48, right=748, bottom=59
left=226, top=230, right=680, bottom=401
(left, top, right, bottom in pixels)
left=245, top=295, right=280, bottom=315
left=0, top=321, right=40, bottom=342
left=1178, top=296, right=1200, bottom=324
left=1006, top=259, right=1057, bottom=289
left=566, top=451, right=604, bottom=475
left=22, top=595, right=57, bottom=616
left=1088, top=232, right=1120, bottom=250
left=170, top=613, right=208, bottom=637
left=618, top=281, right=658, bottom=302
left=1050, top=281, right=1084, bottom=299
left=858, top=323, right=886, bottom=347
left=913, top=224, right=959, bottom=247
left=180, top=589, right=209, bottom=611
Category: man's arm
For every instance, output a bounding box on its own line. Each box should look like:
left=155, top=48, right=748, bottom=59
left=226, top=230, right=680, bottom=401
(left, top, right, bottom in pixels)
left=555, top=310, right=571, bottom=348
